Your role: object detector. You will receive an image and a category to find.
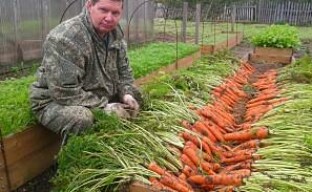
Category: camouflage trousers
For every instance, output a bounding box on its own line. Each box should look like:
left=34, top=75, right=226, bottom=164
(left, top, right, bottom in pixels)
left=34, top=102, right=94, bottom=142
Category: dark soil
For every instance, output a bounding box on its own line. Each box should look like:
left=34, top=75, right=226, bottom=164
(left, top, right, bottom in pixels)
left=12, top=164, right=57, bottom=192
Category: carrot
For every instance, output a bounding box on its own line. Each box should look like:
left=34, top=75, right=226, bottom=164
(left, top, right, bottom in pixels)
left=247, top=97, right=288, bottom=109
left=233, top=139, right=260, bottom=151
left=201, top=161, right=221, bottom=173
left=248, top=93, right=278, bottom=104
left=192, top=121, right=210, bottom=137
left=182, top=165, right=197, bottom=177
left=149, top=177, right=178, bottom=192
left=199, top=109, right=228, bottom=129
left=235, top=123, right=252, bottom=130
left=179, top=173, right=187, bottom=180
left=228, top=169, right=251, bottom=177
left=203, top=122, right=225, bottom=142
left=191, top=121, right=218, bottom=143
left=200, top=184, right=215, bottom=191
left=183, top=145, right=201, bottom=166
left=222, top=149, right=256, bottom=158
left=148, top=162, right=166, bottom=175
left=159, top=175, right=191, bottom=192
left=223, top=127, right=269, bottom=142
left=181, top=154, right=197, bottom=170
left=181, top=132, right=212, bottom=156
left=200, top=162, right=216, bottom=175
left=181, top=120, right=192, bottom=130
left=222, top=160, right=252, bottom=172
left=221, top=152, right=253, bottom=164
left=185, top=141, right=212, bottom=162
left=187, top=174, right=243, bottom=186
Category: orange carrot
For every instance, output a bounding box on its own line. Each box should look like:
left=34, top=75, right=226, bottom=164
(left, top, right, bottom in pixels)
left=223, top=127, right=269, bottom=142
left=221, top=152, right=253, bottom=164
left=222, top=149, right=256, bottom=158
left=183, top=146, right=201, bottom=166
left=228, top=169, right=251, bottom=177
left=179, top=173, right=187, bottom=180
left=187, top=174, right=243, bottom=186
left=185, top=141, right=212, bottom=162
left=201, top=161, right=221, bottom=173
left=149, top=177, right=178, bottom=192
left=159, top=175, right=191, bottom=192
left=222, top=160, right=252, bottom=172
left=182, top=165, right=197, bottom=177
left=181, top=154, right=197, bottom=170
left=203, top=121, right=225, bottom=142
left=181, top=132, right=212, bottom=156
left=148, top=162, right=166, bottom=175
left=233, top=139, right=260, bottom=151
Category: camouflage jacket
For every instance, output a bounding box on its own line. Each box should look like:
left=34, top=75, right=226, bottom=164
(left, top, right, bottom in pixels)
left=30, top=9, right=137, bottom=111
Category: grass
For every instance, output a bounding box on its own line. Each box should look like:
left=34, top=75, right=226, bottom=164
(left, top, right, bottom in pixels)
left=0, top=75, right=36, bottom=136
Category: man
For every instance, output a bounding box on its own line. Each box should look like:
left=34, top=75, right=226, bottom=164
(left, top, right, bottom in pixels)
left=30, top=0, right=141, bottom=140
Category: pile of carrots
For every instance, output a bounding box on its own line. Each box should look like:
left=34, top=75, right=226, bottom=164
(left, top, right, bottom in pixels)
left=147, top=62, right=287, bottom=191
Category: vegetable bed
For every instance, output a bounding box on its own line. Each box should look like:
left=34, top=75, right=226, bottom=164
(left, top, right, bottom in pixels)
left=0, top=42, right=198, bottom=137
left=52, top=51, right=312, bottom=192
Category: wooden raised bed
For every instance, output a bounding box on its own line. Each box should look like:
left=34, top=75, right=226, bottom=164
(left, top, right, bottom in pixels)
left=0, top=50, right=202, bottom=192
left=249, top=47, right=294, bottom=64
left=200, top=32, right=243, bottom=55
left=135, top=51, right=201, bottom=86
left=0, top=125, right=61, bottom=191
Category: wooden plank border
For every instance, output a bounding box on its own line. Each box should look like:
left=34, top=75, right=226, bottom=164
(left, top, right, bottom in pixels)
left=0, top=125, right=61, bottom=191
left=134, top=51, right=201, bottom=86
left=249, top=47, right=294, bottom=64
left=200, top=32, right=243, bottom=55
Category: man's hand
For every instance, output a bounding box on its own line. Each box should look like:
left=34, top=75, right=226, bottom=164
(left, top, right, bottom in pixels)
left=122, top=94, right=139, bottom=110
left=103, top=103, right=130, bottom=119
left=122, top=94, right=140, bottom=117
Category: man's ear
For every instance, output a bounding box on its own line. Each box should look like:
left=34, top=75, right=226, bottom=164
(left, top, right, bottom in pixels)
left=86, top=0, right=92, bottom=10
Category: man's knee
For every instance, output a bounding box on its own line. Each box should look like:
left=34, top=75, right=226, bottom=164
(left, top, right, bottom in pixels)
left=64, top=106, right=94, bottom=134
left=37, top=104, right=94, bottom=134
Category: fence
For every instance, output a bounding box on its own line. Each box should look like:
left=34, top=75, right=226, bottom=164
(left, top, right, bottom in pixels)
left=0, top=0, right=155, bottom=75
left=220, top=0, right=312, bottom=25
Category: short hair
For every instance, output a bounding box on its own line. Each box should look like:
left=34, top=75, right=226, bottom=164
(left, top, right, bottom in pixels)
left=91, top=0, right=123, bottom=4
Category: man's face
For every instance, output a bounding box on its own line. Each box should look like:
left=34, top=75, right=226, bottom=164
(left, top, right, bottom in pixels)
left=87, top=0, right=123, bottom=37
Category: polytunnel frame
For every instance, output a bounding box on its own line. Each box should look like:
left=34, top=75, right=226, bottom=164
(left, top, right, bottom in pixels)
left=127, top=0, right=180, bottom=68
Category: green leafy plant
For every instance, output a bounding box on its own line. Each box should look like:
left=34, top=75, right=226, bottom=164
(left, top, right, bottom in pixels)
left=250, top=24, right=301, bottom=49
left=129, top=42, right=198, bottom=79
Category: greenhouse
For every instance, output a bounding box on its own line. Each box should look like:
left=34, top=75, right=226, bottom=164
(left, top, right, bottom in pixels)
left=0, top=0, right=312, bottom=191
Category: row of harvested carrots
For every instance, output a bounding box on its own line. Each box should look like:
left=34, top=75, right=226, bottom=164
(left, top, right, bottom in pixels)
left=147, top=62, right=286, bottom=192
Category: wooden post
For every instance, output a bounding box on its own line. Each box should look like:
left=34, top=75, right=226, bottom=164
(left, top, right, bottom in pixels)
left=0, top=128, right=10, bottom=192
left=231, top=5, right=236, bottom=32
left=40, top=0, right=49, bottom=42
left=181, top=2, right=188, bottom=43
left=195, top=3, right=201, bottom=44
left=13, top=0, right=21, bottom=65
